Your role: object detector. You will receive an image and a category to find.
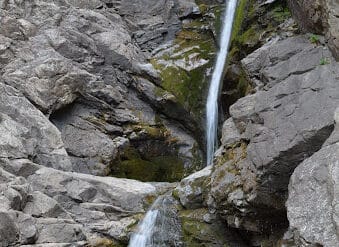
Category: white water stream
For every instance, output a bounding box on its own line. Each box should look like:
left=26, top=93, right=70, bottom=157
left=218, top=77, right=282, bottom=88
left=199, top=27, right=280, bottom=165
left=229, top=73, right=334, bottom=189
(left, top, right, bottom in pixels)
left=206, top=0, right=238, bottom=166
left=128, top=202, right=159, bottom=247
left=128, top=1, right=238, bottom=245
left=128, top=195, right=182, bottom=247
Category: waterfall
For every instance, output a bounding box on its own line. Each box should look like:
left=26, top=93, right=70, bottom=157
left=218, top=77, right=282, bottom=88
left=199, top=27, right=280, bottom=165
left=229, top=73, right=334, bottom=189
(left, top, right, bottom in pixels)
left=206, top=0, right=238, bottom=166
left=128, top=206, right=159, bottom=246
left=128, top=195, right=182, bottom=247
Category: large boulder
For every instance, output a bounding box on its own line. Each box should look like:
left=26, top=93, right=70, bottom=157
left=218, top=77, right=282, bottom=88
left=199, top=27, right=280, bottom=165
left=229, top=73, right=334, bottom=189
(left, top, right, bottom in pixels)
left=0, top=82, right=72, bottom=171
left=284, top=107, right=339, bottom=247
left=0, top=159, right=159, bottom=245
left=209, top=35, right=339, bottom=234
left=175, top=166, right=212, bottom=209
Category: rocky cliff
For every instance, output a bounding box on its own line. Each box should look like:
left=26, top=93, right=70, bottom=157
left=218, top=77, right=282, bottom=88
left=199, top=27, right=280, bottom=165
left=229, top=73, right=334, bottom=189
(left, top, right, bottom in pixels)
left=176, top=0, right=339, bottom=246
left=0, top=0, right=339, bottom=247
left=0, top=0, right=216, bottom=245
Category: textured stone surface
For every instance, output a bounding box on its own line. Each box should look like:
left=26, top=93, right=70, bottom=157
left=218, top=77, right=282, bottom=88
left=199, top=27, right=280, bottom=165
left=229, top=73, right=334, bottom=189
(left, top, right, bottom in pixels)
left=288, top=0, right=339, bottom=60
left=0, top=0, right=205, bottom=179
left=285, top=107, right=339, bottom=247
left=175, top=166, right=211, bottom=209
left=210, top=35, right=339, bottom=233
left=0, top=0, right=220, bottom=244
left=286, top=143, right=339, bottom=246
left=0, top=160, right=158, bottom=245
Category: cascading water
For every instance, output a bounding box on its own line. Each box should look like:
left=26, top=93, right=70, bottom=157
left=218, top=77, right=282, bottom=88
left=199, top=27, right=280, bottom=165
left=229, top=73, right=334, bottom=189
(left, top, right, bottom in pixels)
left=128, top=195, right=182, bottom=247
left=206, top=0, right=238, bottom=166
left=128, top=205, right=159, bottom=246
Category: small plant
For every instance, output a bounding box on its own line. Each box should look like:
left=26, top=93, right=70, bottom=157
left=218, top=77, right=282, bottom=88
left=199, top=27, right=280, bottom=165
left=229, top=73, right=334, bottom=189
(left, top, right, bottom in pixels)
left=310, top=34, right=320, bottom=44
left=320, top=57, right=330, bottom=65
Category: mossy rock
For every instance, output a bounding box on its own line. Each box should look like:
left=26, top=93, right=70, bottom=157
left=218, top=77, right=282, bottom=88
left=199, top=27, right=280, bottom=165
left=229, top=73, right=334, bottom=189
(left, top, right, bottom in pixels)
left=230, top=0, right=291, bottom=61
left=222, top=0, right=292, bottom=116
left=179, top=209, right=230, bottom=247
left=111, top=155, right=185, bottom=182
left=151, top=4, right=222, bottom=121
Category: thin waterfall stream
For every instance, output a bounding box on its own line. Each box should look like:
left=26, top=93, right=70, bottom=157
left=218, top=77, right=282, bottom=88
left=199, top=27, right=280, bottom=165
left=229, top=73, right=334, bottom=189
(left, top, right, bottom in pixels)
left=206, top=0, right=238, bottom=166
left=128, top=199, right=160, bottom=246
left=128, top=195, right=182, bottom=247
left=128, top=1, right=238, bottom=246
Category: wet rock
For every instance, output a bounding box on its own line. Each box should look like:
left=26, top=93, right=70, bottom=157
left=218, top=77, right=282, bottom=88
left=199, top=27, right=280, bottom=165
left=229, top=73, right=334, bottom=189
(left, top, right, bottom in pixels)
left=179, top=208, right=248, bottom=247
left=175, top=166, right=212, bottom=209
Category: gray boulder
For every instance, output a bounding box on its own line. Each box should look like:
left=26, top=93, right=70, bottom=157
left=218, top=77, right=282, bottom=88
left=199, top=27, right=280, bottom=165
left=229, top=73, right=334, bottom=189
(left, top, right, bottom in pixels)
left=285, top=107, right=339, bottom=247
left=175, top=166, right=212, bottom=209
left=0, top=83, right=72, bottom=171
left=210, top=35, right=339, bottom=232
left=0, top=211, right=19, bottom=247
left=0, top=160, right=159, bottom=245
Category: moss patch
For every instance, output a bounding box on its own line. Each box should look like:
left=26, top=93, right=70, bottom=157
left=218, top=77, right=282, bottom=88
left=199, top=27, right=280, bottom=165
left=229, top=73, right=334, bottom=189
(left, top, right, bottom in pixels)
left=179, top=209, right=230, bottom=246
left=111, top=150, right=185, bottom=182
left=229, top=0, right=291, bottom=61
left=222, top=0, right=292, bottom=116
left=151, top=5, right=222, bottom=121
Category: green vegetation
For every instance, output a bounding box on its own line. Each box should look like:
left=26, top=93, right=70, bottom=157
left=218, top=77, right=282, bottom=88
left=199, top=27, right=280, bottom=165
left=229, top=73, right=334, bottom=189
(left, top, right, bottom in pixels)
left=271, top=5, right=291, bottom=23
left=309, top=34, right=320, bottom=44
left=229, top=0, right=291, bottom=62
left=110, top=145, right=185, bottom=182
left=320, top=57, right=330, bottom=65
left=180, top=209, right=230, bottom=246
left=150, top=4, right=221, bottom=120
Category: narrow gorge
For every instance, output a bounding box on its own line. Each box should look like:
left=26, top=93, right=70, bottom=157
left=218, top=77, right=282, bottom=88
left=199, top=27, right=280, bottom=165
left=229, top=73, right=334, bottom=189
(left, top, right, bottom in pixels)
left=0, top=0, right=338, bottom=247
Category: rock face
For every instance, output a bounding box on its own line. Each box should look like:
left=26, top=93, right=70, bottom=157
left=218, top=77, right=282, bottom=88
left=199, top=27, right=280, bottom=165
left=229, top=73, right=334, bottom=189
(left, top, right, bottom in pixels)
left=0, top=158, right=158, bottom=246
left=1, top=0, right=339, bottom=246
left=288, top=0, right=339, bottom=60
left=0, top=0, right=220, bottom=245
left=209, top=33, right=339, bottom=239
left=0, top=0, right=208, bottom=181
left=285, top=107, right=339, bottom=247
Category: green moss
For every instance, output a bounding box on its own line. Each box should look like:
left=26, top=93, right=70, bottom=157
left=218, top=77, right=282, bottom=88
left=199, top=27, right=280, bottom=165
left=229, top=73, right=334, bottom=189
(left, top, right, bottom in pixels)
left=111, top=155, right=185, bottom=182
left=229, top=0, right=291, bottom=62
left=179, top=209, right=230, bottom=247
left=131, top=124, right=169, bottom=140
left=185, top=143, right=204, bottom=175
left=198, top=3, right=208, bottom=15
left=231, top=0, right=248, bottom=42
left=309, top=34, right=320, bottom=44
left=172, top=188, right=180, bottom=200
left=320, top=57, right=330, bottom=65
left=271, top=5, right=291, bottom=23
left=215, top=141, right=247, bottom=168
left=238, top=27, right=259, bottom=46
left=213, top=5, right=223, bottom=36
left=151, top=5, right=218, bottom=120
